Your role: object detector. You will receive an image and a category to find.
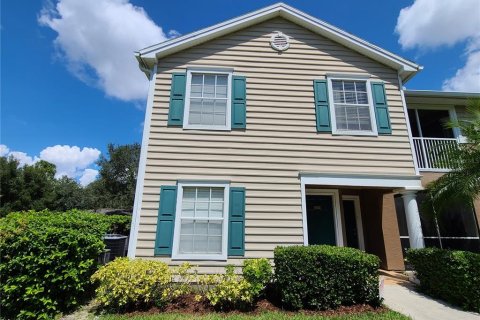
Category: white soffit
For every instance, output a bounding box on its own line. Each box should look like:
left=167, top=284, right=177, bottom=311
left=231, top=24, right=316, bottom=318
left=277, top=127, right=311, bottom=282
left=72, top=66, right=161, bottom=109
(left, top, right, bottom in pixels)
left=135, top=3, right=421, bottom=82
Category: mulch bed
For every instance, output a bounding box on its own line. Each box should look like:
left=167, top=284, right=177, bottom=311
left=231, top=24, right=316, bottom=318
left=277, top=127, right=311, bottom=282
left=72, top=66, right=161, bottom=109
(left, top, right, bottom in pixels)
left=124, top=294, right=388, bottom=317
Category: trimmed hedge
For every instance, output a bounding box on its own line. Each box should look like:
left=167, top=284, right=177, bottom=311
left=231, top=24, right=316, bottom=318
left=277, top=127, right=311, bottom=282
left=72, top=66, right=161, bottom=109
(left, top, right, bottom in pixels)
left=0, top=210, right=131, bottom=319
left=407, top=248, right=480, bottom=312
left=274, top=245, right=381, bottom=310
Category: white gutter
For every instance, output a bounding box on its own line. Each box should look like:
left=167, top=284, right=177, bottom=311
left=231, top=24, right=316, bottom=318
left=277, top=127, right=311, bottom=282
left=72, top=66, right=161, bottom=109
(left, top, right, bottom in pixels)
left=128, top=63, right=157, bottom=258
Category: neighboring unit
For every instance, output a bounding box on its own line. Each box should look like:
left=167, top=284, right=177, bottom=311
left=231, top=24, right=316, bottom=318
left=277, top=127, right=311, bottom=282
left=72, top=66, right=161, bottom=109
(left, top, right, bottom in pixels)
left=128, top=3, right=480, bottom=271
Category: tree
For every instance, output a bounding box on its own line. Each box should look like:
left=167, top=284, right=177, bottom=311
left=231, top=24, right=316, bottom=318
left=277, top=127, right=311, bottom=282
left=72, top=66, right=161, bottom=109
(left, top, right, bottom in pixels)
left=0, top=158, right=57, bottom=216
left=95, top=143, right=141, bottom=209
left=424, top=98, right=480, bottom=215
left=52, top=176, right=85, bottom=211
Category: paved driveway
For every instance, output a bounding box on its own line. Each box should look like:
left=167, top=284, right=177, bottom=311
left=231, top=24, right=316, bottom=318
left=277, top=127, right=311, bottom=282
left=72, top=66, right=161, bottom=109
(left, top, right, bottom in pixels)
left=383, top=282, right=480, bottom=320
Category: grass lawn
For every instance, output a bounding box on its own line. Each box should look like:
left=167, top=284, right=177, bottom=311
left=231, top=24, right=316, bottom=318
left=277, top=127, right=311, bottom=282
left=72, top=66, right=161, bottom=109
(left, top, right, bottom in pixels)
left=98, top=310, right=410, bottom=320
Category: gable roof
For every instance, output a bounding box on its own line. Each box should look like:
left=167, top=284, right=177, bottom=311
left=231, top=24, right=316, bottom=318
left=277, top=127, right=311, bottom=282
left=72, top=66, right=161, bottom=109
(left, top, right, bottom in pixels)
left=136, top=2, right=422, bottom=82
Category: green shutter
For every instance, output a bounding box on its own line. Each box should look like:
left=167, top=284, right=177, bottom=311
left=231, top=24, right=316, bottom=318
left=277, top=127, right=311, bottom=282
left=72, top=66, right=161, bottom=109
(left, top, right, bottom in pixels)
left=313, top=80, right=331, bottom=132
left=228, top=187, right=245, bottom=256
left=371, top=82, right=392, bottom=134
left=154, top=186, right=177, bottom=256
left=231, top=76, right=246, bottom=129
left=168, top=73, right=186, bottom=126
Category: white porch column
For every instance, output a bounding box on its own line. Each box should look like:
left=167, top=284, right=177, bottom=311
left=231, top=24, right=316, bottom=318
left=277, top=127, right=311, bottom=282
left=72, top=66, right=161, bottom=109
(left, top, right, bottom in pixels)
left=401, top=190, right=425, bottom=249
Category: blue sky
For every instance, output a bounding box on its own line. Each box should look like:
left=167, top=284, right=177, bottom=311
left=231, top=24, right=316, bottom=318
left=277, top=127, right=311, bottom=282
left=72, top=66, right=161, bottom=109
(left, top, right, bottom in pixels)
left=1, top=0, right=479, bottom=185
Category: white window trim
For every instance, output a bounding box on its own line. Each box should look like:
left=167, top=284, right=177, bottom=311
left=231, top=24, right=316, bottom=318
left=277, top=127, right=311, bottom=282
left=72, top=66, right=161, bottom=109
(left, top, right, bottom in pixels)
left=327, top=77, right=378, bottom=136
left=341, top=195, right=365, bottom=251
left=183, top=69, right=232, bottom=131
left=304, top=189, right=344, bottom=247
left=171, top=182, right=230, bottom=261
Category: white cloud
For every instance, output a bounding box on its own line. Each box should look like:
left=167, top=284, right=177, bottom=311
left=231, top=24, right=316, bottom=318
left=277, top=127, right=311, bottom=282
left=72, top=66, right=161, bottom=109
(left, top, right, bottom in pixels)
left=1, top=144, right=36, bottom=166
left=443, top=50, right=480, bottom=91
left=39, top=145, right=101, bottom=178
left=79, top=168, right=99, bottom=186
left=38, top=0, right=170, bottom=101
left=9, top=152, right=35, bottom=167
left=0, top=144, right=9, bottom=157
left=1, top=144, right=100, bottom=186
left=395, top=0, right=480, bottom=92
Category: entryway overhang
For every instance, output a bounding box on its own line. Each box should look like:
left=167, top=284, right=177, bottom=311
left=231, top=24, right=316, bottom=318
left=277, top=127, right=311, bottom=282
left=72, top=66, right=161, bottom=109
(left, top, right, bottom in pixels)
left=299, top=172, right=423, bottom=191
left=299, top=172, right=425, bottom=270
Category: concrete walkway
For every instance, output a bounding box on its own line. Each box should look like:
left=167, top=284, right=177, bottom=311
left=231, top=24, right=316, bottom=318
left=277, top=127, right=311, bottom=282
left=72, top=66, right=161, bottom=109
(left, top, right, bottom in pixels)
left=383, top=281, right=480, bottom=320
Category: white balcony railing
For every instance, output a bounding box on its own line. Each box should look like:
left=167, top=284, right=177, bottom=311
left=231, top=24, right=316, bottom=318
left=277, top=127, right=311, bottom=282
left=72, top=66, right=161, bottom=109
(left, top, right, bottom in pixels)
left=412, top=137, right=459, bottom=171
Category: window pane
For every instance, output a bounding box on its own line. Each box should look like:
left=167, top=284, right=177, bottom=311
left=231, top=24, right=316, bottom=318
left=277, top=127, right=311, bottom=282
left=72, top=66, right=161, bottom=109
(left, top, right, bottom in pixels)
left=216, top=75, right=228, bottom=98
left=195, top=221, right=208, bottom=235
left=343, top=81, right=355, bottom=91
left=188, top=99, right=202, bottom=125
left=209, top=221, right=222, bottom=235
left=332, top=80, right=343, bottom=91
left=357, top=92, right=368, bottom=104
left=182, top=201, right=195, bottom=217
left=203, top=75, right=216, bottom=98
left=211, top=188, right=224, bottom=201
left=180, top=221, right=194, bottom=235
left=210, top=202, right=224, bottom=218
left=333, top=91, right=344, bottom=103
left=344, top=91, right=356, bottom=104
left=196, top=202, right=209, bottom=217
left=197, top=188, right=210, bottom=201
left=194, top=235, right=208, bottom=252
left=335, top=105, right=348, bottom=130
left=355, top=81, right=366, bottom=92
left=208, top=236, right=222, bottom=253
left=179, top=235, right=194, bottom=253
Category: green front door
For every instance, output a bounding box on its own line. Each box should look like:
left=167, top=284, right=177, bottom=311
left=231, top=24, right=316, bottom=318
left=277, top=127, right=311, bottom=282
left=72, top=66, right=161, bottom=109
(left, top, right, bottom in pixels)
left=306, top=195, right=336, bottom=245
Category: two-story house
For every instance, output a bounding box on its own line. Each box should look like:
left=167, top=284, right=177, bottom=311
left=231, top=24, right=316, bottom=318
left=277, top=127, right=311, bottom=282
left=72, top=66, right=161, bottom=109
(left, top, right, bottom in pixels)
left=127, top=3, right=480, bottom=271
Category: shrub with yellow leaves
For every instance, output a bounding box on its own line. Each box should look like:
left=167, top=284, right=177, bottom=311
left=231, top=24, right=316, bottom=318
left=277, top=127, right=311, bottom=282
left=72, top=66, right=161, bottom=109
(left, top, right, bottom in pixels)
left=91, top=258, right=193, bottom=311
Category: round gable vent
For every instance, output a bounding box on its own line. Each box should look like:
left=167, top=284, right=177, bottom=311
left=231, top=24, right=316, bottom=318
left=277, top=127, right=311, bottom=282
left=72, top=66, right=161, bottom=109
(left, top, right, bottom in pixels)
left=270, top=31, right=290, bottom=52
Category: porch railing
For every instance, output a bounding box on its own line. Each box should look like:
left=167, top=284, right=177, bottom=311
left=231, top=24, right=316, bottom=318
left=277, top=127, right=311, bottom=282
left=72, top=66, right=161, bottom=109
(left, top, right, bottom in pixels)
left=412, top=137, right=459, bottom=171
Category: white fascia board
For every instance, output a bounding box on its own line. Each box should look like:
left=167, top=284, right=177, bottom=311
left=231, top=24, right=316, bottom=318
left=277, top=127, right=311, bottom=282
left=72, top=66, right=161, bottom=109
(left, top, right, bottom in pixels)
left=136, top=3, right=421, bottom=80
left=299, top=172, right=423, bottom=190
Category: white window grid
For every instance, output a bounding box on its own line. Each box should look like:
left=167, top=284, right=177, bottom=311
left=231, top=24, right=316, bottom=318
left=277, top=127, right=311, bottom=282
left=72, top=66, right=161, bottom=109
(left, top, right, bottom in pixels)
left=172, top=182, right=230, bottom=261
left=183, top=69, right=232, bottom=131
left=179, top=187, right=224, bottom=254
left=327, top=77, right=378, bottom=136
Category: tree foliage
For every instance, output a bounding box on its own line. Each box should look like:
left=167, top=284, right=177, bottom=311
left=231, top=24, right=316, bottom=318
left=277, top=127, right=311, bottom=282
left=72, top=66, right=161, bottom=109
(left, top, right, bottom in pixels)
left=0, top=143, right=141, bottom=216
left=424, top=98, right=480, bottom=215
left=95, top=143, right=141, bottom=209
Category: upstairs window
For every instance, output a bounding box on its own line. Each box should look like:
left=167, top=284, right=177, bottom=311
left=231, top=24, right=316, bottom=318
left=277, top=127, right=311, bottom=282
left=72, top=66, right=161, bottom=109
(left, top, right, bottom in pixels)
left=328, top=79, right=377, bottom=135
left=184, top=71, right=232, bottom=130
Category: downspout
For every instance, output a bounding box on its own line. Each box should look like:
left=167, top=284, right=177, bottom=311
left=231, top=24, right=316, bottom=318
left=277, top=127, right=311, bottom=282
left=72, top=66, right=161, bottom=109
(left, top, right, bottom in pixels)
left=128, top=62, right=158, bottom=258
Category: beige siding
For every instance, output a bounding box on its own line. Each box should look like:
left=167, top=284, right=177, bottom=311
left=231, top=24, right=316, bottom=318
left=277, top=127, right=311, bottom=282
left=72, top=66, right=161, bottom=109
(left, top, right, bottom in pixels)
left=135, top=18, right=416, bottom=268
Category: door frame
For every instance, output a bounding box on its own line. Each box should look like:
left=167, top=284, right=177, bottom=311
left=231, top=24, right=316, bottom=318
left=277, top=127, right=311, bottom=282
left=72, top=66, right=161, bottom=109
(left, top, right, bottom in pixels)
left=303, top=189, right=344, bottom=247
left=341, top=195, right=365, bottom=251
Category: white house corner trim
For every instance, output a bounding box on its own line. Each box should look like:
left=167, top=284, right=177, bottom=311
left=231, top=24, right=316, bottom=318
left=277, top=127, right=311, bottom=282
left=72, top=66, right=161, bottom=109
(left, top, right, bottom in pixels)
left=300, top=180, right=308, bottom=246
left=398, top=74, right=420, bottom=176
left=128, top=63, right=158, bottom=258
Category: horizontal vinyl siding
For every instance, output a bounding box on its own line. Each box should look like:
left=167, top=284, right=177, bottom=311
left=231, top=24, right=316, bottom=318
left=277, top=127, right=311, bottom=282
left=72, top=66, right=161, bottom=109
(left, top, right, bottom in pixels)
left=135, top=18, right=416, bottom=269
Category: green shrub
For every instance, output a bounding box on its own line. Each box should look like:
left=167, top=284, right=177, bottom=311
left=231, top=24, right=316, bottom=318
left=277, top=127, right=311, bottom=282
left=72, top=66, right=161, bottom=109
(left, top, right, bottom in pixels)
left=103, top=214, right=131, bottom=235
left=407, top=248, right=480, bottom=312
left=0, top=210, right=122, bottom=319
left=242, top=258, right=273, bottom=296
left=274, top=245, right=381, bottom=310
